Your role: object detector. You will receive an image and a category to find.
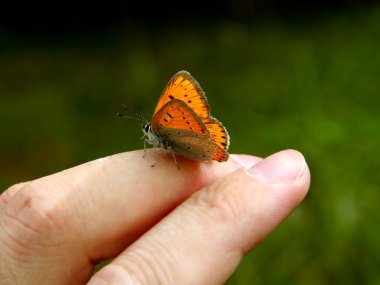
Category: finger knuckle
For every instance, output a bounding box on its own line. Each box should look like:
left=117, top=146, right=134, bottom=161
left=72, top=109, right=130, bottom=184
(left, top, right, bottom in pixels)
left=2, top=180, right=65, bottom=252
left=192, top=183, right=243, bottom=225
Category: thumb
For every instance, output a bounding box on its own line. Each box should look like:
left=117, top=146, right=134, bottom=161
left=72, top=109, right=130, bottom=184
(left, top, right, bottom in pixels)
left=89, top=150, right=310, bottom=285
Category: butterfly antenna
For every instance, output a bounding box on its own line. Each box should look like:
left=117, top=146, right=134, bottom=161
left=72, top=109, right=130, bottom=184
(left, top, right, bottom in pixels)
left=117, top=104, right=148, bottom=123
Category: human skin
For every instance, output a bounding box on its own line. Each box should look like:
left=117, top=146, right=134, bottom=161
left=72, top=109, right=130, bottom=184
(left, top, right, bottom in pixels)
left=0, top=149, right=310, bottom=285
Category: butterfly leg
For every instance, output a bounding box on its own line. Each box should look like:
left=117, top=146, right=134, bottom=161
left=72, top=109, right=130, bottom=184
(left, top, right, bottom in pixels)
left=168, top=147, right=180, bottom=170
left=150, top=147, right=157, bottom=167
left=143, top=139, right=147, bottom=158
left=143, top=139, right=157, bottom=167
left=172, top=152, right=180, bottom=170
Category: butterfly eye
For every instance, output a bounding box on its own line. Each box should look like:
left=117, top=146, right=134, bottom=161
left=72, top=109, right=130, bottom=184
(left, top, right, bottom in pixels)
left=143, top=123, right=151, bottom=133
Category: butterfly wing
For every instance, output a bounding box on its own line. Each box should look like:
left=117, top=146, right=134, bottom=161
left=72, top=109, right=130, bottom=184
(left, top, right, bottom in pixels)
left=151, top=99, right=209, bottom=137
left=153, top=71, right=210, bottom=119
left=204, top=117, right=230, bottom=152
left=150, top=70, right=230, bottom=162
left=158, top=128, right=229, bottom=162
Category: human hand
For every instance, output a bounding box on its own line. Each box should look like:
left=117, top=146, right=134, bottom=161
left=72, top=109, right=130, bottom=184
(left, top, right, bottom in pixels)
left=0, top=149, right=310, bottom=285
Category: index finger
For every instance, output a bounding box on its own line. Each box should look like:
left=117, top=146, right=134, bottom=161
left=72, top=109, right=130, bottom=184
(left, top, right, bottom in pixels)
left=2, top=150, right=260, bottom=259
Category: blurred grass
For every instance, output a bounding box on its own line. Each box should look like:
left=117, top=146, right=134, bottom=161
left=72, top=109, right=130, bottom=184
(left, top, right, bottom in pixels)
left=1, top=4, right=380, bottom=285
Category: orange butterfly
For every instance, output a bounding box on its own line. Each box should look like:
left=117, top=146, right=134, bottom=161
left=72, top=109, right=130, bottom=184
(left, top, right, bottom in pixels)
left=142, top=70, right=229, bottom=166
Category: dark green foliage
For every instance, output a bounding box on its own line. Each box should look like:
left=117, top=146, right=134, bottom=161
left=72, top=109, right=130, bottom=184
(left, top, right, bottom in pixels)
left=1, top=4, right=379, bottom=284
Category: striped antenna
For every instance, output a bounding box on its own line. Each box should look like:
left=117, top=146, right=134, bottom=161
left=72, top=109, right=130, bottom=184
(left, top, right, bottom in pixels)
left=117, top=104, right=148, bottom=123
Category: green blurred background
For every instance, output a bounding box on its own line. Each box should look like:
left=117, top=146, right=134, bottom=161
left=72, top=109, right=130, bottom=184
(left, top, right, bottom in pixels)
left=1, top=1, right=379, bottom=284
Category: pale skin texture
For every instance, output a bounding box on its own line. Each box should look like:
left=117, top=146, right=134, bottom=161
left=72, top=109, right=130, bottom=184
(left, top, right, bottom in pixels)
left=0, top=149, right=310, bottom=285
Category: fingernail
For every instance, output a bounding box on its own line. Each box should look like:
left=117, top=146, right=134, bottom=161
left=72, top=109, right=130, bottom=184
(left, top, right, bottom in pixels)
left=231, top=154, right=261, bottom=169
left=248, top=150, right=307, bottom=183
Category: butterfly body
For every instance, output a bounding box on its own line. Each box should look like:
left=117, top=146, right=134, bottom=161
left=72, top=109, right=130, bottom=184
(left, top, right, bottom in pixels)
left=142, top=71, right=229, bottom=163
